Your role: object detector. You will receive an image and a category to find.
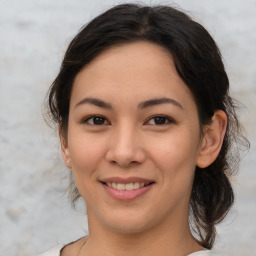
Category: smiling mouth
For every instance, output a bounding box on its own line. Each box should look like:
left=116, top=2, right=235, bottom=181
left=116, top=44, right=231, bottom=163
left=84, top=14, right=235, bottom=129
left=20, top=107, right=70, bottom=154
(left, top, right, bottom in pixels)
left=100, top=178, right=155, bottom=201
left=101, top=181, right=154, bottom=191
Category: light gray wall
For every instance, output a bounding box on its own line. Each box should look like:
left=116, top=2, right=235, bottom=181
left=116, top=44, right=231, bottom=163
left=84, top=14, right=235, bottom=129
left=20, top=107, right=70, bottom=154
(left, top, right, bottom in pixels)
left=0, top=0, right=255, bottom=255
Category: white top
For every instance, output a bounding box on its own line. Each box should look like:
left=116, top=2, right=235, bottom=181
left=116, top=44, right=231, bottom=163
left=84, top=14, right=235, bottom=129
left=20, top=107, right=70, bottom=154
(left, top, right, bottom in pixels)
left=39, top=245, right=227, bottom=256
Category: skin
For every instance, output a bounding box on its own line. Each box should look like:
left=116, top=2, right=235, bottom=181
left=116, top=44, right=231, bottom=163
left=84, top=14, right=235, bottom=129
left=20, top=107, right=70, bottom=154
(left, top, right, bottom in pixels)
left=61, top=41, right=227, bottom=256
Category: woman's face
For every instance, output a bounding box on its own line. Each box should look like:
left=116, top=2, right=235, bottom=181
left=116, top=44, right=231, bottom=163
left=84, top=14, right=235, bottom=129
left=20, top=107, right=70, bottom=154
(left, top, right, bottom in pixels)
left=62, top=41, right=204, bottom=233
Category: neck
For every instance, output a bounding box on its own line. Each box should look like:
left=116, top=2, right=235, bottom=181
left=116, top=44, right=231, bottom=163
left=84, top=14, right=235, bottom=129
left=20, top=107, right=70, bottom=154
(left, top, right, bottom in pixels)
left=80, top=211, right=203, bottom=256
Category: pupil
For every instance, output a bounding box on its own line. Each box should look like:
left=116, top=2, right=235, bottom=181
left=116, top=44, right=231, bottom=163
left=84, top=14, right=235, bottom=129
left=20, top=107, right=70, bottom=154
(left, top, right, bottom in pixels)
left=94, top=116, right=104, bottom=125
left=155, top=116, right=166, bottom=124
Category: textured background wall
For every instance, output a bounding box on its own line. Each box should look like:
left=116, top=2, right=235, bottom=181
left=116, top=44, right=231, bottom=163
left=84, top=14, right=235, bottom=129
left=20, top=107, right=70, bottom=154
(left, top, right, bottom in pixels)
left=0, top=0, right=255, bottom=255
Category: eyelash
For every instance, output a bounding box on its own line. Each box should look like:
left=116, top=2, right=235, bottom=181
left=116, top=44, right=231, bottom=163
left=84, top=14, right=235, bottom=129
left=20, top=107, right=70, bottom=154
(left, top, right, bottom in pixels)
left=145, top=115, right=175, bottom=125
left=82, top=115, right=110, bottom=125
left=82, top=115, right=175, bottom=126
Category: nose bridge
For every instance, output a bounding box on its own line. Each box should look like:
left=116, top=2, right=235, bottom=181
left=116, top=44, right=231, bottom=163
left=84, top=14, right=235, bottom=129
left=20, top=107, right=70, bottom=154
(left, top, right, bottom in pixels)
left=106, top=121, right=145, bottom=166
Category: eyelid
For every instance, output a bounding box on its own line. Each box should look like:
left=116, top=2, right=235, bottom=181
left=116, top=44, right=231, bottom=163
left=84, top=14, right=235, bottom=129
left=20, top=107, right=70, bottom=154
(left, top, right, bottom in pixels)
left=144, top=115, right=175, bottom=125
left=82, top=115, right=110, bottom=125
left=81, top=114, right=175, bottom=126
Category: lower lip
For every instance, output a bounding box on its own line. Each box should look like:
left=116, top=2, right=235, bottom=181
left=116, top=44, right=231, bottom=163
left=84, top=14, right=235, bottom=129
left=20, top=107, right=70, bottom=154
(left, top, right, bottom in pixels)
left=102, top=183, right=154, bottom=201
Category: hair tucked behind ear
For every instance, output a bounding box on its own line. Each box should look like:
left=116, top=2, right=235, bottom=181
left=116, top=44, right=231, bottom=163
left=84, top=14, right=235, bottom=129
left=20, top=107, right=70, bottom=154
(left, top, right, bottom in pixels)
left=189, top=96, right=246, bottom=247
left=46, top=3, right=249, bottom=249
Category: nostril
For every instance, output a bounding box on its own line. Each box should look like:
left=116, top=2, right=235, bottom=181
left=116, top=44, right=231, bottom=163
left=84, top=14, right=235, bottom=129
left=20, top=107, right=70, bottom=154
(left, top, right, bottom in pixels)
left=109, top=159, right=138, bottom=167
left=129, top=161, right=140, bottom=166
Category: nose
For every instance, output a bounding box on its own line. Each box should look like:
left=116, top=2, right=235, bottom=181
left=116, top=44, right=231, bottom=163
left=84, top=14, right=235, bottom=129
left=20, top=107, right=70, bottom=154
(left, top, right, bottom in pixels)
left=105, top=125, right=146, bottom=168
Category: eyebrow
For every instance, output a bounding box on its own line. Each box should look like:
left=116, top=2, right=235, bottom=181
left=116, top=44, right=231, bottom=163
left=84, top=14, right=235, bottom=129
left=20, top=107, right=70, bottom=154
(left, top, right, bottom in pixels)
left=138, top=97, right=183, bottom=109
left=75, top=97, right=112, bottom=109
left=75, top=97, right=183, bottom=110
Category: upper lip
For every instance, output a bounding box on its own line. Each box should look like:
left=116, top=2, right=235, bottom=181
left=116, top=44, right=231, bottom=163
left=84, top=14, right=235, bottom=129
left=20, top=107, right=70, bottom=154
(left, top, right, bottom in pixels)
left=100, top=176, right=155, bottom=184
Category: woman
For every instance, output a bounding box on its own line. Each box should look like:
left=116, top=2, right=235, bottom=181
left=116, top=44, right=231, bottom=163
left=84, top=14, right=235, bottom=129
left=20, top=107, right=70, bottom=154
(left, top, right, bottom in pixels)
left=41, top=3, right=247, bottom=256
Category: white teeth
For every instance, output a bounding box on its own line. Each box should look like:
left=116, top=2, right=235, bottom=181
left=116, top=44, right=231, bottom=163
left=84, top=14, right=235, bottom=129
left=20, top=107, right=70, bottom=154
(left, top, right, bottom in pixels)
left=125, top=183, right=134, bottom=191
left=117, top=183, right=126, bottom=190
left=134, top=182, right=140, bottom=189
left=106, top=182, right=149, bottom=190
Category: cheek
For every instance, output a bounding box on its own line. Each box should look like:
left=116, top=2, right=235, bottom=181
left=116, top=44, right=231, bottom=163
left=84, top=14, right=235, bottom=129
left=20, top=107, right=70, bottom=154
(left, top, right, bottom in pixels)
left=68, top=134, right=107, bottom=200
left=68, top=132, right=107, bottom=176
left=147, top=128, right=200, bottom=194
left=151, top=135, right=198, bottom=203
left=150, top=131, right=199, bottom=169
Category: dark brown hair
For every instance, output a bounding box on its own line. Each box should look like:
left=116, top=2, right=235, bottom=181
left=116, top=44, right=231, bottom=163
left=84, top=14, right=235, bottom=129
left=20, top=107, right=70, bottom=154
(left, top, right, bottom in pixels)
left=47, top=3, right=249, bottom=249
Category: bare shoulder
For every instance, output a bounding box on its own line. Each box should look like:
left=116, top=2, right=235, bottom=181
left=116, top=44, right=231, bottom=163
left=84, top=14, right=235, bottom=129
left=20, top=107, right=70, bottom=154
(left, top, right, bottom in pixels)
left=60, top=237, right=88, bottom=256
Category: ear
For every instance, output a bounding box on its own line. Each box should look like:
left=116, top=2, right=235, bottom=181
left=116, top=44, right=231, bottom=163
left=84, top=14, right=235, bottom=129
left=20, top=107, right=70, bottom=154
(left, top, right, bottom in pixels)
left=59, top=125, right=72, bottom=169
left=196, top=110, right=227, bottom=168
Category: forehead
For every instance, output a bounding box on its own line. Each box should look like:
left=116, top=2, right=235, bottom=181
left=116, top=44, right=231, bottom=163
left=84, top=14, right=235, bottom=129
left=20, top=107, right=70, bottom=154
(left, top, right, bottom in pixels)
left=89, top=41, right=173, bottom=66
left=80, top=41, right=175, bottom=81
left=71, top=41, right=195, bottom=109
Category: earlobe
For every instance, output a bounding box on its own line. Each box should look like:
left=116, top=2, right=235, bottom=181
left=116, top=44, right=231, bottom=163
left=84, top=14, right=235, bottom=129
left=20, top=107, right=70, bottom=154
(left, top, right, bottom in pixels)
left=196, top=110, right=227, bottom=168
left=59, top=126, right=72, bottom=169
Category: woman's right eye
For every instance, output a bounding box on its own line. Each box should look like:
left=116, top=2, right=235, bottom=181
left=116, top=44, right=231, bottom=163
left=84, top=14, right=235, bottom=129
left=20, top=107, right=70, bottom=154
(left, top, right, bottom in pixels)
left=82, top=115, right=109, bottom=125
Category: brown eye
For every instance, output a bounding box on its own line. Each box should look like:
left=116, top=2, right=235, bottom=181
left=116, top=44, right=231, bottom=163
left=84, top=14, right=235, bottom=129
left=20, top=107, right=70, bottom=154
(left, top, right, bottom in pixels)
left=83, top=115, right=109, bottom=125
left=146, top=115, right=173, bottom=125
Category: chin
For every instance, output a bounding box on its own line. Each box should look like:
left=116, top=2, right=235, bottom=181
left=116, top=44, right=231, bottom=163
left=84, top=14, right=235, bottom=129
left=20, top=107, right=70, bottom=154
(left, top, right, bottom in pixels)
left=101, top=210, right=156, bottom=234
left=108, top=221, right=151, bottom=234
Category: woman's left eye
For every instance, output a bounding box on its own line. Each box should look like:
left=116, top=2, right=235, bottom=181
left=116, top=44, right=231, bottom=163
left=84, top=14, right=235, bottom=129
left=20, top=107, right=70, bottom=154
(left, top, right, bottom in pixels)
left=146, top=115, right=174, bottom=125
